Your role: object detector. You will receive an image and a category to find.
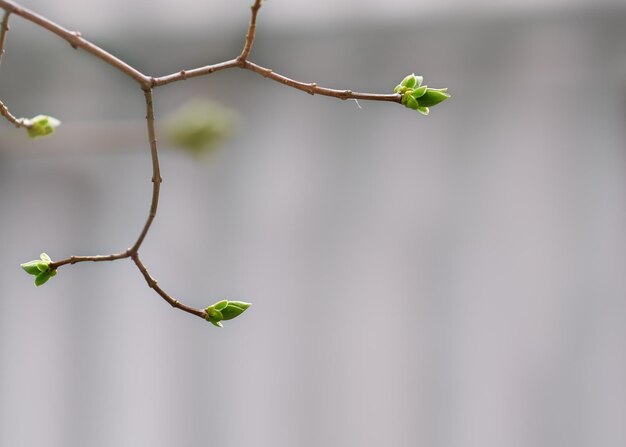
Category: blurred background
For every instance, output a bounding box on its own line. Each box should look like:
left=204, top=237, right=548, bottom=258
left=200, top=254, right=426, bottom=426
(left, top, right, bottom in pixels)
left=1, top=0, right=626, bottom=446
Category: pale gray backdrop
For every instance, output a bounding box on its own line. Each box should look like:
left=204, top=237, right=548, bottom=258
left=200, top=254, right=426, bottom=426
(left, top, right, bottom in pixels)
left=1, top=1, right=625, bottom=446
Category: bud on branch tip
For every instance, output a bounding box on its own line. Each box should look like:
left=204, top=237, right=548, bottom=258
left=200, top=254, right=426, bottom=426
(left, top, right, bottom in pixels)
left=394, top=74, right=450, bottom=115
left=21, top=253, right=57, bottom=286
left=204, top=300, right=251, bottom=327
left=24, top=115, right=61, bottom=139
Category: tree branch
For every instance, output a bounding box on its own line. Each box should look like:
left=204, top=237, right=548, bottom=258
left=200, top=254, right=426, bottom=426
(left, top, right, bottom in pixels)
left=132, top=253, right=207, bottom=320
left=130, top=88, right=162, bottom=254
left=0, top=0, right=150, bottom=87
left=49, top=251, right=131, bottom=269
left=0, top=9, right=10, bottom=67
left=0, top=99, right=30, bottom=128
left=238, top=0, right=262, bottom=63
left=4, top=0, right=412, bottom=322
left=240, top=60, right=402, bottom=103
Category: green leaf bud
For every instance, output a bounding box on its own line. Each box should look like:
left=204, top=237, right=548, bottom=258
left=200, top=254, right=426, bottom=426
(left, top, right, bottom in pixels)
left=40, top=253, right=52, bottom=263
left=400, top=73, right=417, bottom=89
left=417, top=89, right=451, bottom=107
left=405, top=94, right=419, bottom=110
left=220, top=301, right=251, bottom=320
left=34, top=270, right=53, bottom=287
left=417, top=106, right=430, bottom=116
left=410, top=85, right=428, bottom=99
left=25, top=115, right=61, bottom=139
left=214, top=300, right=229, bottom=311
left=21, top=260, right=47, bottom=275
left=204, top=299, right=251, bottom=327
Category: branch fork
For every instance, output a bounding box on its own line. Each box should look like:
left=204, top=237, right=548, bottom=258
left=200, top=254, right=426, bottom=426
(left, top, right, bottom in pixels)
left=2, top=0, right=412, bottom=323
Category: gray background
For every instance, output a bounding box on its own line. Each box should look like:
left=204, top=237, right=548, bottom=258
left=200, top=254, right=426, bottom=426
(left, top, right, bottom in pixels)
left=1, top=0, right=625, bottom=446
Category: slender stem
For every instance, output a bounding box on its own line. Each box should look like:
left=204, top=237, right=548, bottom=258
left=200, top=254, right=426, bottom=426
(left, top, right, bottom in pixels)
left=131, top=253, right=207, bottom=319
left=0, top=10, right=10, bottom=67
left=0, top=0, right=150, bottom=87
left=0, top=99, right=29, bottom=127
left=130, top=88, right=161, bottom=254
left=49, top=251, right=131, bottom=269
left=152, top=59, right=240, bottom=87
left=239, top=0, right=262, bottom=62
left=240, top=60, right=402, bottom=103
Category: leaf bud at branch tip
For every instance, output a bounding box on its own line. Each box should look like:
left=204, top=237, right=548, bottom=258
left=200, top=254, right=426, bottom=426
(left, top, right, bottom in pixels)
left=20, top=252, right=57, bottom=287
left=204, top=299, right=251, bottom=327
left=394, top=74, right=450, bottom=115
left=24, top=115, right=61, bottom=139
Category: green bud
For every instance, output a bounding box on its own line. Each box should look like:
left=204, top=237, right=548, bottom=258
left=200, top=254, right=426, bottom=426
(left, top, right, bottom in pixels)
left=405, top=94, right=419, bottom=110
left=204, top=299, right=251, bottom=327
left=401, top=74, right=417, bottom=89
left=220, top=301, right=251, bottom=320
left=417, top=106, right=430, bottom=116
left=21, top=260, right=47, bottom=275
left=213, top=300, right=229, bottom=311
left=34, top=270, right=53, bottom=287
left=410, top=85, right=428, bottom=99
left=25, top=115, right=61, bottom=139
left=417, top=89, right=451, bottom=107
left=40, top=253, right=52, bottom=263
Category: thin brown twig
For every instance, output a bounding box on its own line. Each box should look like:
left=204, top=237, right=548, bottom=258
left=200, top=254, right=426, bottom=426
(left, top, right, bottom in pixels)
left=240, top=61, right=402, bottom=103
left=132, top=253, right=206, bottom=319
left=0, top=99, right=29, bottom=128
left=0, top=0, right=150, bottom=87
left=130, top=88, right=162, bottom=254
left=151, top=59, right=240, bottom=87
left=49, top=251, right=131, bottom=269
left=239, top=0, right=263, bottom=63
left=0, top=9, right=10, bottom=67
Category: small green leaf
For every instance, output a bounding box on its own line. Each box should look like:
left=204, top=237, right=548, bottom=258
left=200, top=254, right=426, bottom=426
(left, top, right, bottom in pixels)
left=21, top=260, right=46, bottom=275
left=417, top=89, right=451, bottom=107
left=405, top=94, right=419, bottom=110
left=40, top=253, right=52, bottom=264
left=34, top=270, right=52, bottom=287
left=411, top=85, right=428, bottom=99
left=221, top=301, right=251, bottom=320
left=214, top=300, right=229, bottom=311
left=400, top=73, right=417, bottom=89
left=417, top=106, right=430, bottom=115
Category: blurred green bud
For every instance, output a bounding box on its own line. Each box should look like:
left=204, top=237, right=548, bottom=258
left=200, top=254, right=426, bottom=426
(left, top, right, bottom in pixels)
left=417, top=106, right=430, bottom=116
left=25, top=115, right=61, bottom=139
left=164, top=100, right=237, bottom=158
left=204, top=299, right=251, bottom=328
left=21, top=253, right=57, bottom=286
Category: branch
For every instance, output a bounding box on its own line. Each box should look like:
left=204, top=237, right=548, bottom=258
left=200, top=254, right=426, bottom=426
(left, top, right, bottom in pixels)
left=240, top=61, right=402, bottom=103
left=6, top=0, right=444, bottom=324
left=0, top=9, right=9, bottom=66
left=49, top=251, right=130, bottom=269
left=239, top=0, right=262, bottom=63
left=131, top=253, right=207, bottom=320
left=151, top=59, right=240, bottom=87
left=0, top=0, right=150, bottom=87
left=0, top=99, right=30, bottom=128
left=130, top=88, right=162, bottom=253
